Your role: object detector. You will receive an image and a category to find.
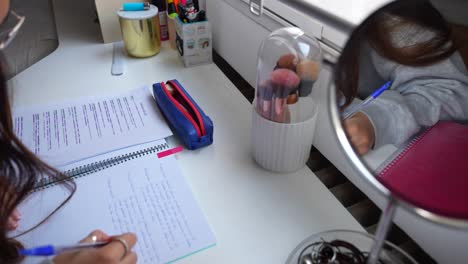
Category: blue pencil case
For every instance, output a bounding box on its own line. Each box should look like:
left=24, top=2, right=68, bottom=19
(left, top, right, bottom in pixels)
left=153, top=79, right=214, bottom=150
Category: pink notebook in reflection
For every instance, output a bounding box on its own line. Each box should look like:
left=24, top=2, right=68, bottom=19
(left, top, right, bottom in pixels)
left=378, top=121, right=468, bottom=219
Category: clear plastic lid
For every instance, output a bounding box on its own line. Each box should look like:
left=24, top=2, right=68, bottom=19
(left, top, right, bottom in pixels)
left=255, top=27, right=322, bottom=124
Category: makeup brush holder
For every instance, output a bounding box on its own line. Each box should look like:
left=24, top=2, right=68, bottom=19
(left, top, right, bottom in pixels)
left=252, top=108, right=317, bottom=172
left=251, top=27, right=322, bottom=173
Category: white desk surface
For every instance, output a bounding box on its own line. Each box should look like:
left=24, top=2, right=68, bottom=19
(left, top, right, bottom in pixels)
left=9, top=0, right=363, bottom=263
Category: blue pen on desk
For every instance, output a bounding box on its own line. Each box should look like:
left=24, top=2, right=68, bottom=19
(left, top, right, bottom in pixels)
left=19, top=241, right=109, bottom=256
left=342, top=80, right=392, bottom=120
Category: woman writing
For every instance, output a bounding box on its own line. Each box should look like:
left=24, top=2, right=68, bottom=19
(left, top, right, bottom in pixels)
left=337, top=0, right=468, bottom=155
left=0, top=0, right=138, bottom=263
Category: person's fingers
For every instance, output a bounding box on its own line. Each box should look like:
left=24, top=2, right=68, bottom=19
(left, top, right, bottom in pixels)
left=356, top=144, right=370, bottom=155
left=113, top=233, right=137, bottom=249
left=344, top=116, right=374, bottom=155
left=11, top=209, right=21, bottom=221
left=80, top=230, right=111, bottom=243
left=347, top=132, right=362, bottom=148
left=120, top=252, right=138, bottom=264
left=5, top=209, right=21, bottom=231
left=99, top=233, right=137, bottom=262
left=6, top=218, right=18, bottom=231
left=343, top=120, right=358, bottom=134
left=344, top=124, right=361, bottom=147
left=346, top=130, right=369, bottom=155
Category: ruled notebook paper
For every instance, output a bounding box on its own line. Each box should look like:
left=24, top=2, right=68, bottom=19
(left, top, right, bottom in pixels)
left=15, top=153, right=216, bottom=264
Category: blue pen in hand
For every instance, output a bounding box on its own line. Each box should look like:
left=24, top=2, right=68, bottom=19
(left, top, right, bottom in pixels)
left=20, top=241, right=109, bottom=256
left=342, top=80, right=392, bottom=120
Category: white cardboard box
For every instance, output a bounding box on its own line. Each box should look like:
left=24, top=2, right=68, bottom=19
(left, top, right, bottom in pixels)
left=175, top=17, right=212, bottom=67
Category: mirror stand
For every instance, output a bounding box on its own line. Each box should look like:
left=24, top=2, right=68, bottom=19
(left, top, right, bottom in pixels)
left=367, top=199, right=396, bottom=264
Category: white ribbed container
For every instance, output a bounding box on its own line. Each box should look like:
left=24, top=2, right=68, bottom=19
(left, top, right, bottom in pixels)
left=251, top=108, right=317, bottom=173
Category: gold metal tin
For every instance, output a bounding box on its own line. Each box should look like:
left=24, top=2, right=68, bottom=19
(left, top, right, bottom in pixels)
left=118, top=5, right=161, bottom=58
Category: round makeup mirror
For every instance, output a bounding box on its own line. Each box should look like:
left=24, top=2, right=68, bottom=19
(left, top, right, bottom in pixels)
left=330, top=0, right=468, bottom=262
left=333, top=0, right=468, bottom=225
left=287, top=0, right=468, bottom=263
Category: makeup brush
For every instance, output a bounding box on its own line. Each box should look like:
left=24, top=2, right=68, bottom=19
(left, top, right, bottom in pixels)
left=296, top=59, right=320, bottom=97
left=270, top=69, right=300, bottom=122
left=256, top=80, right=275, bottom=120
left=276, top=53, right=299, bottom=71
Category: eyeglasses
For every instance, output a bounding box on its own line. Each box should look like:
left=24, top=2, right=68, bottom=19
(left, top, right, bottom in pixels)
left=0, top=10, right=25, bottom=50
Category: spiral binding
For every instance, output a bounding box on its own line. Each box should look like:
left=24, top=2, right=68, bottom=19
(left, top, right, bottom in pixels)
left=33, top=142, right=170, bottom=192
left=377, top=126, right=433, bottom=176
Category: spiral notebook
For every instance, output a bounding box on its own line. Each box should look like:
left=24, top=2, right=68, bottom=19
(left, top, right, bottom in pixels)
left=33, top=139, right=171, bottom=191
left=14, top=87, right=216, bottom=263
left=16, top=139, right=217, bottom=264
left=377, top=121, right=468, bottom=219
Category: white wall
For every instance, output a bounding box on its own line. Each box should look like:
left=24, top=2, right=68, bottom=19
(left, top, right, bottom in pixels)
left=198, top=0, right=206, bottom=11
left=206, top=0, right=284, bottom=87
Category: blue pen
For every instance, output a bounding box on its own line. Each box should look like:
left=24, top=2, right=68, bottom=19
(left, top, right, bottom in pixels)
left=342, top=80, right=392, bottom=119
left=20, top=241, right=108, bottom=256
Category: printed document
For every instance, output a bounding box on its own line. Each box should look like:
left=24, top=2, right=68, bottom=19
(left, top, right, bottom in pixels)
left=12, top=86, right=172, bottom=167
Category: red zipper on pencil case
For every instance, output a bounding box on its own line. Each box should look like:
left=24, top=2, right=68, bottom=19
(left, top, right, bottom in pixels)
left=167, top=80, right=206, bottom=136
left=161, top=81, right=205, bottom=137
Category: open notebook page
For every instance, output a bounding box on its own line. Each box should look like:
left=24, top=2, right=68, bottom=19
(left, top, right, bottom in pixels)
left=12, top=86, right=172, bottom=167
left=14, top=154, right=216, bottom=264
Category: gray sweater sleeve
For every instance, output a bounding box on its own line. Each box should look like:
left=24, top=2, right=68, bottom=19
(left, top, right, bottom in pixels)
left=359, top=50, right=468, bottom=148
left=37, top=258, right=54, bottom=264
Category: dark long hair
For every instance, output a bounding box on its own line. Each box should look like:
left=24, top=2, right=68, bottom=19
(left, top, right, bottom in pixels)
left=335, top=0, right=457, bottom=107
left=0, top=61, right=76, bottom=262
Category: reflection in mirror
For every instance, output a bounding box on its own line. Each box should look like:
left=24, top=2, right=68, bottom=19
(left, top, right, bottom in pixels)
left=331, top=0, right=468, bottom=262
left=336, top=0, right=468, bottom=156
left=287, top=0, right=468, bottom=262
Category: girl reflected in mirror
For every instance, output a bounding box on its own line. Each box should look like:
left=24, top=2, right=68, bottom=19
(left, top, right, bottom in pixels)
left=336, top=0, right=468, bottom=155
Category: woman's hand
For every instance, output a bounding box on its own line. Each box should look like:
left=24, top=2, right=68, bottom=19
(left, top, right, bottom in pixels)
left=7, top=209, right=21, bottom=231
left=53, top=230, right=137, bottom=264
left=343, top=112, right=375, bottom=155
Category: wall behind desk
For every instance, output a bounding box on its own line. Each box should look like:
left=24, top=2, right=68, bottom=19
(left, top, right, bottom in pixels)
left=4, top=0, right=58, bottom=80
left=95, top=0, right=144, bottom=43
